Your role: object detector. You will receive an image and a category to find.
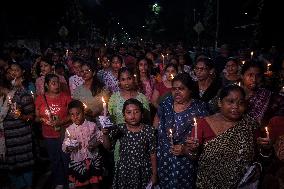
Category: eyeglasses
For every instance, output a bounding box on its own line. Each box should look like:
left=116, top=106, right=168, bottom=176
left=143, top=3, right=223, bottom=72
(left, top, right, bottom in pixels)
left=194, top=67, right=208, bottom=72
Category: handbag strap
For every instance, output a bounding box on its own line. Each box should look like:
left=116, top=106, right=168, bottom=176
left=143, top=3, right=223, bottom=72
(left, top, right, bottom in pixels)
left=43, top=94, right=53, bottom=117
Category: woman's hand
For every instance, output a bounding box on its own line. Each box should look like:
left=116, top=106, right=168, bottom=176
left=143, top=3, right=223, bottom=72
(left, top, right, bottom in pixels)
left=185, top=137, right=200, bottom=152
left=170, top=144, right=184, bottom=156
left=101, top=128, right=110, bottom=135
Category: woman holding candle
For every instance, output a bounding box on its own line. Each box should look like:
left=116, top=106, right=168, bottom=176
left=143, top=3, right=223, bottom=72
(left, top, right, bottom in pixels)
left=151, top=63, right=178, bottom=108
left=186, top=85, right=260, bottom=188
left=72, top=62, right=109, bottom=121
left=1, top=74, right=35, bottom=189
left=156, top=73, right=208, bottom=189
left=35, top=73, right=72, bottom=189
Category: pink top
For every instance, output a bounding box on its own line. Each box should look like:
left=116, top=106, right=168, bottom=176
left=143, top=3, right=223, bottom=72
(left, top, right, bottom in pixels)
left=35, top=75, right=68, bottom=96
left=62, top=120, right=103, bottom=162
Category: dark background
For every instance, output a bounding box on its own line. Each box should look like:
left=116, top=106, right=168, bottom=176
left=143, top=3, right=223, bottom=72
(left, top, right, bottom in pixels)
left=0, top=0, right=282, bottom=48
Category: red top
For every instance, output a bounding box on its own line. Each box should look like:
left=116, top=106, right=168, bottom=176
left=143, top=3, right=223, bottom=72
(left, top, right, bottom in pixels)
left=35, top=92, right=71, bottom=138
left=155, top=81, right=172, bottom=97
left=190, top=118, right=216, bottom=145
left=268, top=116, right=284, bottom=140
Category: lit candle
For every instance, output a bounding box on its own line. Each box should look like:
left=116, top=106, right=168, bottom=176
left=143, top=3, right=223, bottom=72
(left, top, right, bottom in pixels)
left=265, top=127, right=270, bottom=139
left=161, top=54, right=165, bottom=65
left=193, top=117, right=198, bottom=140
left=97, top=57, right=100, bottom=64
left=66, top=49, right=69, bottom=57
left=104, top=43, right=107, bottom=47
left=250, top=51, right=254, bottom=59
left=238, top=82, right=241, bottom=86
left=66, top=129, right=71, bottom=138
left=267, top=63, right=271, bottom=72
left=30, top=91, right=34, bottom=99
left=166, top=53, right=169, bottom=60
left=83, top=103, right=88, bottom=109
left=169, top=128, right=173, bottom=146
left=170, top=74, right=174, bottom=80
left=102, top=97, right=107, bottom=116
left=241, top=60, right=245, bottom=65
left=8, top=96, right=12, bottom=105
left=134, top=74, right=137, bottom=78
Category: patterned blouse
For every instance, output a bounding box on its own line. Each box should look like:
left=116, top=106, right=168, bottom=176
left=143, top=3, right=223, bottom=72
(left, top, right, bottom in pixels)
left=103, top=71, right=119, bottom=93
left=247, top=88, right=271, bottom=123
left=69, top=75, right=84, bottom=97
left=62, top=120, right=103, bottom=162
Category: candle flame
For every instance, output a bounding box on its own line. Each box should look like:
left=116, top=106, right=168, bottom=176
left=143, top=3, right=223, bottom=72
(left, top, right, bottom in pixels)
left=267, top=63, right=271, bottom=67
left=238, top=82, right=241, bottom=86
left=170, top=74, right=174, bottom=79
left=242, top=60, right=245, bottom=65
left=193, top=117, right=197, bottom=125
left=101, top=97, right=105, bottom=103
left=265, top=127, right=268, bottom=133
left=134, top=74, right=137, bottom=77
left=66, top=129, right=70, bottom=137
left=161, top=54, right=164, bottom=58
left=83, top=103, right=87, bottom=109
left=250, top=51, right=253, bottom=56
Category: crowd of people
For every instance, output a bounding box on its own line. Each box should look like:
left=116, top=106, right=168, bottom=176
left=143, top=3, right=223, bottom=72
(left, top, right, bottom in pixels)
left=0, top=42, right=284, bottom=189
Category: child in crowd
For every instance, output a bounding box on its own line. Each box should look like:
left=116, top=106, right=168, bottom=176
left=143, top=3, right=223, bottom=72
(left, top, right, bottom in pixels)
left=62, top=100, right=107, bottom=189
left=102, top=98, right=157, bottom=189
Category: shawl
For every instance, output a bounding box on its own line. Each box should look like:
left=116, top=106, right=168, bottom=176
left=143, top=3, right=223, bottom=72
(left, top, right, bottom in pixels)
left=196, top=115, right=259, bottom=189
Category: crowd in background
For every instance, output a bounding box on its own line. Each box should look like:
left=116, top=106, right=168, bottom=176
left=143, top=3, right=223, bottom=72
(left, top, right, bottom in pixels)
left=0, top=42, right=284, bottom=189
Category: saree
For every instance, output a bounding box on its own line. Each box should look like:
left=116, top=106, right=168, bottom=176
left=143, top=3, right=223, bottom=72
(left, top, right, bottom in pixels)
left=196, top=115, right=259, bottom=189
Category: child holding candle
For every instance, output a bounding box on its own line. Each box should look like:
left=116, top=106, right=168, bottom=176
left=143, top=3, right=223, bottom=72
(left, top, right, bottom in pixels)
left=63, top=100, right=108, bottom=189
left=102, top=98, right=157, bottom=189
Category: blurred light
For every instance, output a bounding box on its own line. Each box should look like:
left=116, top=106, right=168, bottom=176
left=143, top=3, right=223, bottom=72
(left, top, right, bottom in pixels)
left=244, top=12, right=248, bottom=15
left=128, top=38, right=131, bottom=40
left=142, top=25, right=145, bottom=28
left=122, top=27, right=124, bottom=30
left=118, top=22, right=120, bottom=25
left=140, top=38, right=143, bottom=41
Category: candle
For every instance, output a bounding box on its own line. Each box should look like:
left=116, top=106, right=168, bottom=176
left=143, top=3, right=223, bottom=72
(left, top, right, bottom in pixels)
left=166, top=53, right=169, bottom=60
left=265, top=127, right=270, bottom=139
left=97, top=57, right=100, bottom=64
left=267, top=63, right=271, bottom=72
left=8, top=96, right=12, bottom=105
left=30, top=91, right=34, bottom=99
left=83, top=103, right=88, bottom=109
left=250, top=51, right=254, bottom=59
left=169, top=128, right=173, bottom=146
left=66, top=129, right=71, bottom=138
left=193, top=117, right=198, bottom=139
left=161, top=54, right=165, bottom=65
left=241, top=60, right=245, bottom=65
left=66, top=49, right=69, bottom=57
left=238, top=82, right=241, bottom=86
left=102, top=97, right=107, bottom=116
left=170, top=74, right=174, bottom=80
left=104, top=43, right=107, bottom=47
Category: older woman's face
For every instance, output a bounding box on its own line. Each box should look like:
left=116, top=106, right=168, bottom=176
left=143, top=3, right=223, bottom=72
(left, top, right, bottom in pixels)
left=194, top=61, right=211, bottom=81
left=172, top=80, right=191, bottom=104
left=219, top=90, right=246, bottom=121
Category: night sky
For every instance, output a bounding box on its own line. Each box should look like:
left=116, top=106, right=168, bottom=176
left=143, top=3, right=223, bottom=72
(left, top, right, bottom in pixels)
left=0, top=0, right=282, bottom=48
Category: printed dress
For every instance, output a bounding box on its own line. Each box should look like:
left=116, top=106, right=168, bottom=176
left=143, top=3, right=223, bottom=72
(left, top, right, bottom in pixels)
left=103, top=71, right=119, bottom=93
left=109, top=124, right=156, bottom=189
left=157, top=96, right=209, bottom=189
